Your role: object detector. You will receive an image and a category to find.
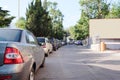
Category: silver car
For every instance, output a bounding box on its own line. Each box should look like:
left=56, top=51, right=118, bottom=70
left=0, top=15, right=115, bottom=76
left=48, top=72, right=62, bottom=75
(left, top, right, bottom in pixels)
left=0, top=28, right=45, bottom=80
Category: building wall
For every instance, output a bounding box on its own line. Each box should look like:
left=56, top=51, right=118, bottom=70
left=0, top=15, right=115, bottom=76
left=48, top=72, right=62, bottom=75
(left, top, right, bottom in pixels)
left=89, top=19, right=120, bottom=50
left=100, top=39, right=120, bottom=50
left=89, top=19, right=120, bottom=39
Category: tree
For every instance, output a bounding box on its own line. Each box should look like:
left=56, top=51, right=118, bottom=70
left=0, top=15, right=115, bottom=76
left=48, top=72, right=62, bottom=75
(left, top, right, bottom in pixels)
left=15, top=17, right=26, bottom=29
left=68, top=0, right=111, bottom=40
left=26, top=0, right=52, bottom=37
left=80, top=0, right=110, bottom=19
left=68, top=10, right=89, bottom=40
left=70, top=0, right=111, bottom=40
left=42, top=0, right=53, bottom=37
left=106, top=1, right=120, bottom=18
left=0, top=7, right=14, bottom=27
left=46, top=1, right=64, bottom=39
left=68, top=26, right=75, bottom=39
left=77, top=10, right=89, bottom=39
left=26, top=0, right=43, bottom=36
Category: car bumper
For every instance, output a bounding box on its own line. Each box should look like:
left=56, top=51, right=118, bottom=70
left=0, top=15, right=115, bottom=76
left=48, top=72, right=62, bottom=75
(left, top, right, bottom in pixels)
left=43, top=48, right=48, bottom=54
left=0, top=63, right=31, bottom=80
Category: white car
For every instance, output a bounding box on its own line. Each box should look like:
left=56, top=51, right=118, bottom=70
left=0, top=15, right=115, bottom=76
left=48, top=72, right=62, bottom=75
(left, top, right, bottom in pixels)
left=37, top=37, right=53, bottom=57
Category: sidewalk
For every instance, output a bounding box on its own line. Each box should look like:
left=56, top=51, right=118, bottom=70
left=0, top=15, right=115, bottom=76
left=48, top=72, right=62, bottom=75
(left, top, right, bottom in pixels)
left=91, top=49, right=120, bottom=63
left=85, top=44, right=120, bottom=54
left=82, top=45, right=120, bottom=57
left=93, top=50, right=120, bottom=55
left=85, top=47, right=120, bottom=71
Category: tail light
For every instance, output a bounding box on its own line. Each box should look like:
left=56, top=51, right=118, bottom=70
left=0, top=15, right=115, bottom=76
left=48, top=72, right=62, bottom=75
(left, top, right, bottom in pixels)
left=4, top=47, right=24, bottom=64
left=42, top=43, right=46, bottom=48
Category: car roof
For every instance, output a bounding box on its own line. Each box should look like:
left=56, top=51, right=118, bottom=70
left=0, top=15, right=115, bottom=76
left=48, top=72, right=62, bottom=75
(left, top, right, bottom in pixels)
left=0, top=27, right=24, bottom=30
left=0, top=28, right=30, bottom=33
left=37, top=37, right=44, bottom=38
left=37, top=37, right=48, bottom=39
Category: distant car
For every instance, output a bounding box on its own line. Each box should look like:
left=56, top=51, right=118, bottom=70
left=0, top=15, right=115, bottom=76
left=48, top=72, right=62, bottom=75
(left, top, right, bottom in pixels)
left=37, top=37, right=53, bottom=57
left=57, top=39, right=62, bottom=48
left=49, top=38, right=58, bottom=51
left=0, top=28, right=45, bottom=80
left=61, top=41, right=66, bottom=46
left=74, top=40, right=83, bottom=45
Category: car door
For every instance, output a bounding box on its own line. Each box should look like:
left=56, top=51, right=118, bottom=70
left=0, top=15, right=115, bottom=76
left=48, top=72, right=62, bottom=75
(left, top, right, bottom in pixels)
left=45, top=38, right=50, bottom=52
left=47, top=39, right=53, bottom=52
left=26, top=31, right=44, bottom=70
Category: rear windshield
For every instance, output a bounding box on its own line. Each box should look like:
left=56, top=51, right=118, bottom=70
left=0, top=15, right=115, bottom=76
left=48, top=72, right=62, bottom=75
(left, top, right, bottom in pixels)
left=37, top=38, right=45, bottom=43
left=0, top=29, right=22, bottom=42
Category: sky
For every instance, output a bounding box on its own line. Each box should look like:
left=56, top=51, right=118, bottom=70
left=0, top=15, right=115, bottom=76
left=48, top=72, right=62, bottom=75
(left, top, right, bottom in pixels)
left=0, top=0, right=80, bottom=29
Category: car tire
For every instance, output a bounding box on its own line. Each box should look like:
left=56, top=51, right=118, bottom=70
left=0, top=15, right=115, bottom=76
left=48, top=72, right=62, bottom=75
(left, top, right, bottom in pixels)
left=40, top=56, right=45, bottom=68
left=53, top=47, right=56, bottom=51
left=50, top=50, right=53, bottom=53
left=29, top=68, right=35, bottom=80
left=45, top=52, right=49, bottom=57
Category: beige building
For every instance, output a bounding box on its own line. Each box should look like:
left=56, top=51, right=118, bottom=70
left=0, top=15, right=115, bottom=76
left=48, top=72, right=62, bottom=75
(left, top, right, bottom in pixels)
left=89, top=19, right=120, bottom=50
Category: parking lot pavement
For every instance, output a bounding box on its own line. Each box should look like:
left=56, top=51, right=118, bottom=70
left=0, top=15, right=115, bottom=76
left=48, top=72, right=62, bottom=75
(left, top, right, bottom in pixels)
left=80, top=46, right=120, bottom=70
left=88, top=51, right=120, bottom=70
left=35, top=45, right=120, bottom=80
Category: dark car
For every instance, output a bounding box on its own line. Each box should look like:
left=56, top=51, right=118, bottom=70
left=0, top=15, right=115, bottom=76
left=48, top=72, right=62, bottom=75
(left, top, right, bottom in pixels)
left=49, top=38, right=59, bottom=51
left=0, top=28, right=45, bottom=80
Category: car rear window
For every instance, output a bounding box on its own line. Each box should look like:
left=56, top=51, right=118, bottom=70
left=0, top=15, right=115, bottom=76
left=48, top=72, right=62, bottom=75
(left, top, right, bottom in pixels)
left=0, top=29, right=22, bottom=42
left=37, top=38, right=45, bottom=43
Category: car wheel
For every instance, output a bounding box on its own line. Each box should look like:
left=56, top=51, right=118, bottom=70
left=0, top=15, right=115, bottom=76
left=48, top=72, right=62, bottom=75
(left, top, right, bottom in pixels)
left=50, top=50, right=53, bottom=53
left=40, top=56, right=45, bottom=68
left=45, top=52, right=49, bottom=57
left=53, top=47, right=56, bottom=51
left=29, top=68, right=35, bottom=80
left=50, top=49, right=53, bottom=53
left=45, top=50, right=50, bottom=57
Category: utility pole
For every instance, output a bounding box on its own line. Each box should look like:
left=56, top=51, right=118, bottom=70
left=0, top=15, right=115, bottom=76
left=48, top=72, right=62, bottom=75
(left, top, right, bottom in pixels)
left=18, top=0, right=20, bottom=19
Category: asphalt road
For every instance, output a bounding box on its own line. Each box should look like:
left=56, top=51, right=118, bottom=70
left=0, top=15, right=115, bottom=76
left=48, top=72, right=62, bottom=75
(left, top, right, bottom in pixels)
left=35, top=45, right=120, bottom=80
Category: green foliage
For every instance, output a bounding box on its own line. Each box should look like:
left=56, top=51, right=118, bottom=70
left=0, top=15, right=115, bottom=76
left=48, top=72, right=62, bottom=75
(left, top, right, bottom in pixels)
left=26, top=0, right=43, bottom=36
left=106, top=1, right=120, bottom=18
left=78, top=11, right=89, bottom=39
left=68, top=0, right=111, bottom=40
left=69, top=26, right=75, bottom=39
left=46, top=1, right=64, bottom=39
left=26, top=0, right=52, bottom=37
left=80, top=0, right=110, bottom=19
left=69, top=10, right=89, bottom=40
left=25, top=0, right=64, bottom=39
left=0, top=7, right=14, bottom=27
left=15, top=17, right=26, bottom=29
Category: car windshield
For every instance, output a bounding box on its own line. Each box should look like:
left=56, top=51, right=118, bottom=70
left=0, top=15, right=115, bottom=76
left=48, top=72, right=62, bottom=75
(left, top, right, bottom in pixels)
left=37, top=38, right=45, bottom=43
left=0, top=29, right=22, bottom=42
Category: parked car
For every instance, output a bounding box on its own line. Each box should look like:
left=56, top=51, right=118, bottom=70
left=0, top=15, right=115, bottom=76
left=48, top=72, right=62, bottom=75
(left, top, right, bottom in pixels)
left=74, top=40, right=83, bottom=45
left=61, top=41, right=67, bottom=46
left=0, top=28, right=45, bottom=80
left=57, top=39, right=62, bottom=48
left=49, top=38, right=58, bottom=51
left=37, top=37, right=53, bottom=57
